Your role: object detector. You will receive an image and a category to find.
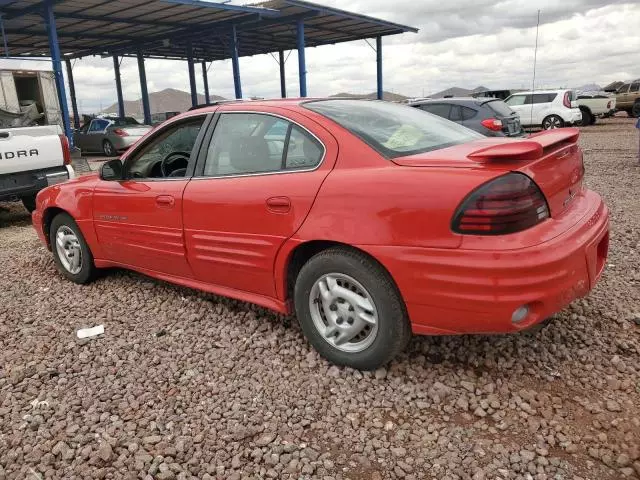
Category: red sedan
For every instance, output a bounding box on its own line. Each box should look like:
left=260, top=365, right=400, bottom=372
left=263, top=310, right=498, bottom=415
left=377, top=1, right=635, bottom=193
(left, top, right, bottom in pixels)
left=32, top=99, right=609, bottom=370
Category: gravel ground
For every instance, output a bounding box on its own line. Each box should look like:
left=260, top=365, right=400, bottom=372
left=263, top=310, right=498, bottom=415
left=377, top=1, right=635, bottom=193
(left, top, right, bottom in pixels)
left=1, top=118, right=639, bottom=480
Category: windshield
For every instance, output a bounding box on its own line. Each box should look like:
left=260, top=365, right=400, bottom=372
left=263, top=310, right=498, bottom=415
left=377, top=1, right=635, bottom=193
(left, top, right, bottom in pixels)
left=305, top=100, right=481, bottom=158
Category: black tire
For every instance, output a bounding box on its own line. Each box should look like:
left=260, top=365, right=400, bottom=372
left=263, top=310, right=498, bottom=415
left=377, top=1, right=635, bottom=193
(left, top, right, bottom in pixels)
left=579, top=107, right=592, bottom=126
left=590, top=116, right=597, bottom=125
left=542, top=115, right=564, bottom=130
left=632, top=102, right=640, bottom=118
left=103, top=140, right=116, bottom=157
left=21, top=194, right=37, bottom=213
left=49, top=212, right=96, bottom=284
left=294, top=247, right=411, bottom=370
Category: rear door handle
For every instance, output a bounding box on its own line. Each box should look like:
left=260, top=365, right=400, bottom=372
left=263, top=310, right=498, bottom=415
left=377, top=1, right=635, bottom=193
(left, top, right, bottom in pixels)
left=266, top=196, right=291, bottom=213
left=156, top=195, right=175, bottom=208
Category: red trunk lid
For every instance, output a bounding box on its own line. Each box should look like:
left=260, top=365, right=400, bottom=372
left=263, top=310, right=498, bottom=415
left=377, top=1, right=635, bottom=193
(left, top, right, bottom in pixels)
left=392, top=128, right=584, bottom=217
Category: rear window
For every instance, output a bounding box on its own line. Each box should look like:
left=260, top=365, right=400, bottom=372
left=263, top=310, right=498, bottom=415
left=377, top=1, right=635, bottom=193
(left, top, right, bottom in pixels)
left=485, top=100, right=514, bottom=117
left=112, top=117, right=141, bottom=126
left=305, top=100, right=481, bottom=159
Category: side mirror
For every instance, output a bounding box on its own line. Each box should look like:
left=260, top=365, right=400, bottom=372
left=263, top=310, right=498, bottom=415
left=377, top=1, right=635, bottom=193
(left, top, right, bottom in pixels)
left=100, top=159, right=123, bottom=181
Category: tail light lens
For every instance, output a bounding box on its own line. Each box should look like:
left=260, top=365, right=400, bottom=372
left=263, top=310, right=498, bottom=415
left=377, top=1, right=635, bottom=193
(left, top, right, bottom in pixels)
left=563, top=92, right=571, bottom=109
left=113, top=128, right=128, bottom=137
left=480, top=118, right=503, bottom=132
left=59, top=134, right=71, bottom=166
left=607, top=101, right=612, bottom=109
left=452, top=173, right=550, bottom=235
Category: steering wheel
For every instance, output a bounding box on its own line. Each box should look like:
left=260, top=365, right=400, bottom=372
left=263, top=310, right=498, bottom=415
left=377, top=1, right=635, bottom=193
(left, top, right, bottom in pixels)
left=160, top=151, right=190, bottom=177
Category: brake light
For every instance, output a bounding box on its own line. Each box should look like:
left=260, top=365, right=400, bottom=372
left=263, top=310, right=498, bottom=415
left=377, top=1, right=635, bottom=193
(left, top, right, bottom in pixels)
left=480, top=118, right=503, bottom=132
left=59, top=134, right=71, bottom=166
left=113, top=128, right=129, bottom=137
left=607, top=101, right=612, bottom=109
left=452, top=173, right=550, bottom=235
left=563, top=92, right=571, bottom=109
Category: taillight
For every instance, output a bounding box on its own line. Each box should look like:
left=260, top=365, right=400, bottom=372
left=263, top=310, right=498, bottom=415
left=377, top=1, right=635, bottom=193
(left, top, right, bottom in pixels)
left=563, top=92, right=571, bottom=109
left=452, top=173, right=550, bottom=235
left=606, top=101, right=612, bottom=109
left=480, top=118, right=503, bottom=132
left=113, top=128, right=128, bottom=137
left=59, top=134, right=71, bottom=166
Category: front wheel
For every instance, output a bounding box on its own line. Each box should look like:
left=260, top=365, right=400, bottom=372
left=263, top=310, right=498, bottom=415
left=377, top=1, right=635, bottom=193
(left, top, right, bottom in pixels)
left=103, top=140, right=116, bottom=157
left=542, top=115, right=564, bottom=130
left=579, top=108, right=592, bottom=126
left=49, top=213, right=96, bottom=284
left=632, top=102, right=640, bottom=118
left=21, top=194, right=37, bottom=213
left=294, top=248, right=411, bottom=370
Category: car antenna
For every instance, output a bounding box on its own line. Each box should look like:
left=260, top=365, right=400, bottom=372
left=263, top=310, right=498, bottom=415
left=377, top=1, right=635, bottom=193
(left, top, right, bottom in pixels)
left=530, top=9, right=541, bottom=124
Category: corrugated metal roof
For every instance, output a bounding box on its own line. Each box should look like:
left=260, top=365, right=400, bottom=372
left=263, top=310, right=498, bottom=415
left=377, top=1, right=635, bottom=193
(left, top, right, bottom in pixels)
left=0, top=0, right=417, bottom=61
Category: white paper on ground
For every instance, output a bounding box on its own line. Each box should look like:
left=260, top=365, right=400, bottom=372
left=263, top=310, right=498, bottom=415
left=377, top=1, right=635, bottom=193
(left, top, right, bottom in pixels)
left=77, top=325, right=105, bottom=339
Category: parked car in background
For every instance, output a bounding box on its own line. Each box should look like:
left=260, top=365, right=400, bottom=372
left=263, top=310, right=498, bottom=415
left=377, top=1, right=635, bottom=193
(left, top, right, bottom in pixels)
left=0, top=125, right=73, bottom=212
left=614, top=79, right=640, bottom=117
left=32, top=99, right=609, bottom=370
left=151, top=111, right=180, bottom=125
left=472, top=89, right=515, bottom=100
left=575, top=91, right=616, bottom=125
left=410, top=97, right=524, bottom=137
left=505, top=90, right=582, bottom=130
left=74, top=117, right=152, bottom=156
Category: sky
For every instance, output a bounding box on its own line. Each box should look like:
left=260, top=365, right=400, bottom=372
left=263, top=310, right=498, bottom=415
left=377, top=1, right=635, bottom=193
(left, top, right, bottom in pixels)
left=1, top=0, right=638, bottom=114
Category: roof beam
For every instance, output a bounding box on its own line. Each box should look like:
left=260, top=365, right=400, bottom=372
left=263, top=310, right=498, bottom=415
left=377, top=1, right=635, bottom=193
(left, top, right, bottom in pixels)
left=1, top=0, right=65, bottom=20
left=160, top=0, right=279, bottom=16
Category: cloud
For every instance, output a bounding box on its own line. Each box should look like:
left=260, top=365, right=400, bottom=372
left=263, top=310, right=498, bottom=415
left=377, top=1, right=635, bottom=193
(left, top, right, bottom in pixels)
left=0, top=1, right=637, bottom=114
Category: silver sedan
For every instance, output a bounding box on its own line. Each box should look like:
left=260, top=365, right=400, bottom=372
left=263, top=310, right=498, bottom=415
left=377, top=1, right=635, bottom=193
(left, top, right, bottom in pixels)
left=74, top=117, right=152, bottom=156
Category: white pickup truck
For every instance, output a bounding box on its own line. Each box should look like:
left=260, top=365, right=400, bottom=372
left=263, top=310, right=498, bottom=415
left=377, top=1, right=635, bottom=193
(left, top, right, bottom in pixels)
left=0, top=125, right=74, bottom=212
left=576, top=91, right=617, bottom=125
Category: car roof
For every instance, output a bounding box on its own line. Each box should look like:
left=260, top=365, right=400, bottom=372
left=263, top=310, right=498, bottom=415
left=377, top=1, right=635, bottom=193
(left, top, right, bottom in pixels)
left=409, top=97, right=500, bottom=106
left=508, top=89, right=571, bottom=95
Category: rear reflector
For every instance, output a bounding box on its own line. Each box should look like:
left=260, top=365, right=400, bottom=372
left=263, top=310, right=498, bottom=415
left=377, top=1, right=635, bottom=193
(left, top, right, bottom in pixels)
left=59, top=134, right=71, bottom=166
left=481, top=118, right=503, bottom=132
left=452, top=173, right=550, bottom=235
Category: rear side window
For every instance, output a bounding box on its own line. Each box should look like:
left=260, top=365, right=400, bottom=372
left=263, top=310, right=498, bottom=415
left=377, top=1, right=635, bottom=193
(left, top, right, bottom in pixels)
left=421, top=103, right=451, bottom=119
left=461, top=106, right=477, bottom=120
left=532, top=93, right=555, bottom=104
left=630, top=83, right=640, bottom=93
left=203, top=113, right=323, bottom=176
left=485, top=100, right=514, bottom=117
left=617, top=84, right=630, bottom=93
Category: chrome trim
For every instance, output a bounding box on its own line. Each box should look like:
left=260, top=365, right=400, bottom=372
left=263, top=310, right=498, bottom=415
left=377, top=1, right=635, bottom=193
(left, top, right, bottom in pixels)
left=193, top=110, right=327, bottom=180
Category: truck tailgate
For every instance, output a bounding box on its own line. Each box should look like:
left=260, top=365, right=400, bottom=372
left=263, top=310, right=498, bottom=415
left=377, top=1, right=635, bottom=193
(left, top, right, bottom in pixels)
left=0, top=126, right=64, bottom=175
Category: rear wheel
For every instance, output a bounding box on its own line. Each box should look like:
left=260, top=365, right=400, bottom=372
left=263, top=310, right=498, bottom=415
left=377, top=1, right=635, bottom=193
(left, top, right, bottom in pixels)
left=542, top=115, right=564, bottom=130
left=579, top=107, right=592, bottom=126
left=632, top=101, right=640, bottom=118
left=590, top=116, right=597, bottom=125
left=103, top=140, right=116, bottom=157
left=49, top=212, right=96, bottom=284
left=294, top=248, right=411, bottom=370
left=21, top=194, right=37, bottom=213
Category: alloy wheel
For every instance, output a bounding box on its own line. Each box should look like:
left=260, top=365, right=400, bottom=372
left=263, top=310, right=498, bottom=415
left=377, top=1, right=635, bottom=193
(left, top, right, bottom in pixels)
left=55, top=225, right=82, bottom=274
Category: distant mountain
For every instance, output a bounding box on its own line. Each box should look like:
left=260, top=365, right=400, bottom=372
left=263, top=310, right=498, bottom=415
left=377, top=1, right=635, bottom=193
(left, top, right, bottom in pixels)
left=329, top=91, right=409, bottom=102
left=430, top=86, right=474, bottom=98
left=103, top=88, right=226, bottom=116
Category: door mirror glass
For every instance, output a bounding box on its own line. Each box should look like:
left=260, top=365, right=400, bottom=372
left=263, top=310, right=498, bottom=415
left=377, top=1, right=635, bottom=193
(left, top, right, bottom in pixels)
left=100, top=159, right=123, bottom=181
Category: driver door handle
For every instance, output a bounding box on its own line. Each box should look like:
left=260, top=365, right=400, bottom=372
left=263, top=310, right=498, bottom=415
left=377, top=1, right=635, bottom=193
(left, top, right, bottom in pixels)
left=156, top=195, right=175, bottom=208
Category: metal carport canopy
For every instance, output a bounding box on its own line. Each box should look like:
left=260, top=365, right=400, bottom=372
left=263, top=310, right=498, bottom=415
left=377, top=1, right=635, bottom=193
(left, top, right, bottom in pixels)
left=0, top=0, right=417, bottom=61
left=0, top=0, right=417, bottom=143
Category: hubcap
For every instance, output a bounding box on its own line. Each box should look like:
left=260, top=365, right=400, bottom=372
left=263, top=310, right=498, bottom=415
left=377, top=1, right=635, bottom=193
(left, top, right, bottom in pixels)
left=309, top=273, right=379, bottom=353
left=55, top=225, right=82, bottom=274
left=104, top=142, right=113, bottom=155
left=545, top=117, right=561, bottom=129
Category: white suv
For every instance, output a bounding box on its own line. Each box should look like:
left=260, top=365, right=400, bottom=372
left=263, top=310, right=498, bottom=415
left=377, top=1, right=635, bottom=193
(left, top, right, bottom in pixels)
left=504, top=89, right=582, bottom=130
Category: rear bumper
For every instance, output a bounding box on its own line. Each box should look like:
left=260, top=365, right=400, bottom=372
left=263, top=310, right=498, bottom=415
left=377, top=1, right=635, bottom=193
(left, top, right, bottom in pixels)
left=111, top=136, right=142, bottom=151
left=0, top=165, right=73, bottom=201
left=361, top=190, right=609, bottom=335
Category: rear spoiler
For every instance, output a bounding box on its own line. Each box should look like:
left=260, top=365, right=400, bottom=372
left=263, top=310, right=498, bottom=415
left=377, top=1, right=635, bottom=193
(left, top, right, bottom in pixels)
left=468, top=127, right=580, bottom=162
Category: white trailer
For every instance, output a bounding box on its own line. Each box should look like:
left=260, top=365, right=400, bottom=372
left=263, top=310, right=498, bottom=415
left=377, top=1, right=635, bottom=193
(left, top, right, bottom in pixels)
left=0, top=69, right=62, bottom=127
